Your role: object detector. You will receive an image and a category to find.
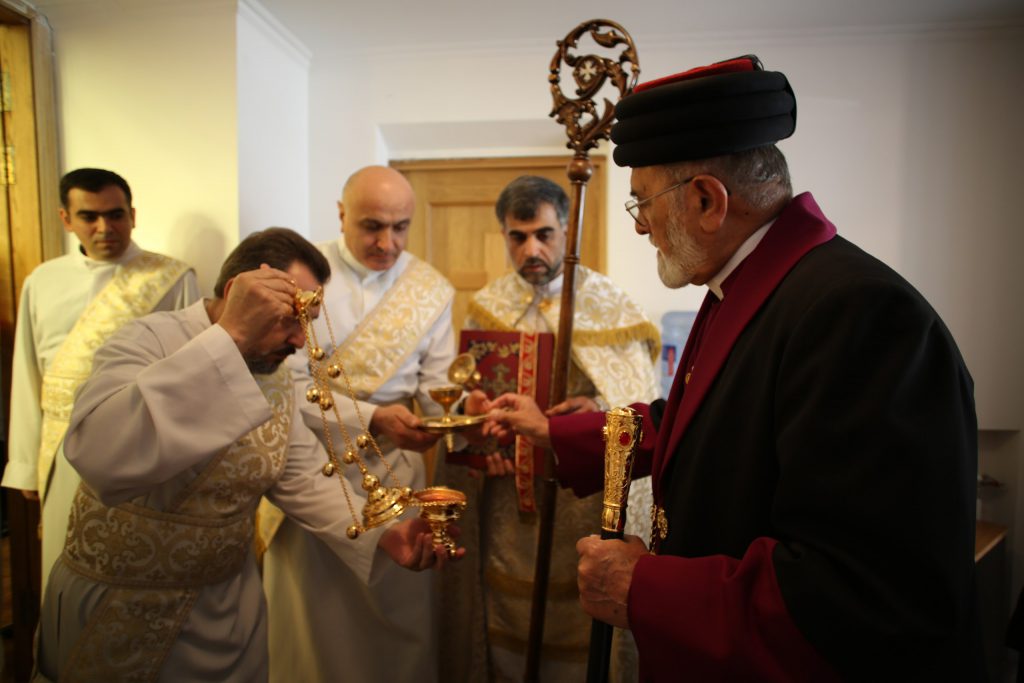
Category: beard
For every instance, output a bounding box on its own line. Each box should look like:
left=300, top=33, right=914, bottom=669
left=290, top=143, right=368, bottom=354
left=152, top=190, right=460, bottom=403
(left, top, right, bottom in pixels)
left=518, top=256, right=562, bottom=286
left=656, top=210, right=707, bottom=289
left=247, top=345, right=296, bottom=375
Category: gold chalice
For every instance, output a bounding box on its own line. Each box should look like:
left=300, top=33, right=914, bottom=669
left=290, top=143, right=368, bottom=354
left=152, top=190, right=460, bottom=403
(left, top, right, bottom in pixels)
left=428, top=384, right=464, bottom=449
left=413, top=486, right=467, bottom=558
left=429, top=385, right=463, bottom=424
left=419, top=354, right=488, bottom=449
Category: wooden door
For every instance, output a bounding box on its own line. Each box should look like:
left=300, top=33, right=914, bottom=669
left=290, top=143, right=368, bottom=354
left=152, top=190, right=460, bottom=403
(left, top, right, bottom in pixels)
left=392, top=156, right=606, bottom=332
left=0, top=6, right=61, bottom=678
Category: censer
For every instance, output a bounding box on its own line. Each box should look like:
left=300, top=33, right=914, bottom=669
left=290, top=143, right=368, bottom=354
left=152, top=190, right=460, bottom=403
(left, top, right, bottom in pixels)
left=294, top=288, right=467, bottom=556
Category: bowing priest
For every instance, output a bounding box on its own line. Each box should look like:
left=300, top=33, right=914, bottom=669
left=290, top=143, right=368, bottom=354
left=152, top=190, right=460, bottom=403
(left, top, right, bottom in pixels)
left=488, top=55, right=983, bottom=680
left=35, top=227, right=450, bottom=682
left=1, top=168, right=199, bottom=596
left=441, top=175, right=660, bottom=682
left=262, top=166, right=456, bottom=683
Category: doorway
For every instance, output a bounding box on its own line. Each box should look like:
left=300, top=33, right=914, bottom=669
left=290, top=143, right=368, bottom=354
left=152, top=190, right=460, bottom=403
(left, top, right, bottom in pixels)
left=0, top=3, right=61, bottom=680
left=392, top=156, right=606, bottom=333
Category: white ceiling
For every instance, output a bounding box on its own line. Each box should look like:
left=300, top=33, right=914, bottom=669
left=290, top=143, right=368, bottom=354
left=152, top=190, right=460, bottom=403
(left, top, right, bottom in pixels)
left=255, top=0, right=1024, bottom=57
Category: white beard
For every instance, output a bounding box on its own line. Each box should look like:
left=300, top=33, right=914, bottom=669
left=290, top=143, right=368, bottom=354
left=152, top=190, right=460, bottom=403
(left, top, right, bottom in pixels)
left=655, top=210, right=707, bottom=289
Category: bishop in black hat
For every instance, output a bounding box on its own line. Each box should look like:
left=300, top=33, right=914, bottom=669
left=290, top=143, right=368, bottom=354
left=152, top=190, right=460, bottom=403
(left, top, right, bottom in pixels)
left=490, top=55, right=983, bottom=681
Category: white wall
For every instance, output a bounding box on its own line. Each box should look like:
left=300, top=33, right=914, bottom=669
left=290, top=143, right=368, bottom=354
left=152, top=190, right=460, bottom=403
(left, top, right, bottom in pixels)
left=42, top=0, right=240, bottom=296
left=306, top=27, right=1024, bottom=417
left=303, top=23, right=1024, bottom=598
left=237, top=0, right=310, bottom=238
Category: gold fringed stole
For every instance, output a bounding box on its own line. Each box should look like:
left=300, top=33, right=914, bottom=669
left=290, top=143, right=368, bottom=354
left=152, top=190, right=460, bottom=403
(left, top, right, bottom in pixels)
left=37, top=252, right=191, bottom=501
left=60, top=365, right=293, bottom=683
left=468, top=298, right=660, bottom=360
left=466, top=268, right=660, bottom=407
left=328, top=259, right=454, bottom=399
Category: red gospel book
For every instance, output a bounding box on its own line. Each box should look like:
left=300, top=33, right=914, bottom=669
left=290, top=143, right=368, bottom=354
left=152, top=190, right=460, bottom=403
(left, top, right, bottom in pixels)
left=446, top=329, right=554, bottom=512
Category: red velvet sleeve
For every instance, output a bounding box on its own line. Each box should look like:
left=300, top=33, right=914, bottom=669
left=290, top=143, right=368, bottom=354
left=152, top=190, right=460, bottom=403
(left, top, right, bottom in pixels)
left=628, top=537, right=840, bottom=682
left=549, top=402, right=657, bottom=498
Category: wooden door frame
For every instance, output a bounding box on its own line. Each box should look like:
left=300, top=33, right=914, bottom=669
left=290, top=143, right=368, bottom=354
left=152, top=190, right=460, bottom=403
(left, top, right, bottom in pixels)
left=0, top=2, right=61, bottom=680
left=391, top=155, right=607, bottom=274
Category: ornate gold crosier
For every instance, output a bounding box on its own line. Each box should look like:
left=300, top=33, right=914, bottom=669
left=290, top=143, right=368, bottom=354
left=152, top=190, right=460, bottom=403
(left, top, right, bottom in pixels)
left=528, top=19, right=640, bottom=681
left=293, top=288, right=466, bottom=556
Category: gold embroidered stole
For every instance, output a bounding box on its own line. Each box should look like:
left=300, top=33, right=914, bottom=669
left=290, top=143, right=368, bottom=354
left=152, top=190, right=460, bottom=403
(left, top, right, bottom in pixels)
left=328, top=258, right=453, bottom=398
left=467, top=267, right=661, bottom=407
left=37, top=252, right=190, bottom=501
left=60, top=365, right=293, bottom=683
left=512, top=331, right=542, bottom=513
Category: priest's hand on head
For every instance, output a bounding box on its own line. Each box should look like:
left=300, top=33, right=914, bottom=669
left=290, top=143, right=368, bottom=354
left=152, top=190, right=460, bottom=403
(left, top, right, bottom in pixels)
left=576, top=534, right=648, bottom=629
left=370, top=404, right=439, bottom=452
left=378, top=517, right=465, bottom=571
left=546, top=395, right=601, bottom=416
left=216, top=264, right=299, bottom=358
left=484, top=393, right=551, bottom=449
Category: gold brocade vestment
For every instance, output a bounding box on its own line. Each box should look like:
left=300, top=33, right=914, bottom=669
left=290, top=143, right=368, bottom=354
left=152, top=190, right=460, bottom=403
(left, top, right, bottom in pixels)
left=58, top=365, right=292, bottom=682
left=441, top=266, right=660, bottom=682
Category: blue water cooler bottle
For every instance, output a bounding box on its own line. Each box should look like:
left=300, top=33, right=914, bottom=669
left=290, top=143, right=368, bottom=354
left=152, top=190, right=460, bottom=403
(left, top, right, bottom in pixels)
left=660, top=310, right=697, bottom=398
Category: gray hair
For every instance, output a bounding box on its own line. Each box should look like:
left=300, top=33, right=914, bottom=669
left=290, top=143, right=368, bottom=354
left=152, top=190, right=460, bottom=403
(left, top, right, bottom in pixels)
left=667, top=144, right=792, bottom=211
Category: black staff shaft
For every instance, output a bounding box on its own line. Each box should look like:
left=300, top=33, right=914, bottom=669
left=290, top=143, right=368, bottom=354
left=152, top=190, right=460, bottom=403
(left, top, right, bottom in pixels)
left=585, top=527, right=623, bottom=683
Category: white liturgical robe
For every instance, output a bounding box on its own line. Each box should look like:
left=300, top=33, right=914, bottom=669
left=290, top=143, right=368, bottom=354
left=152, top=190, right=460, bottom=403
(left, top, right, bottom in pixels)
left=1, top=242, right=198, bottom=589
left=35, top=301, right=387, bottom=682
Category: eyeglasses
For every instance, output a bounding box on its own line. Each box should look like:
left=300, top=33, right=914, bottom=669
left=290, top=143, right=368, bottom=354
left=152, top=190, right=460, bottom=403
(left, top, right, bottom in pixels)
left=624, top=176, right=694, bottom=227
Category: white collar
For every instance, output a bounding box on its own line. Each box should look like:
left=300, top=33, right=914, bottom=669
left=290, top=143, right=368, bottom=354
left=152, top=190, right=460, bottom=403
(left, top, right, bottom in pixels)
left=335, top=238, right=408, bottom=284
left=76, top=240, right=141, bottom=271
left=706, top=219, right=774, bottom=300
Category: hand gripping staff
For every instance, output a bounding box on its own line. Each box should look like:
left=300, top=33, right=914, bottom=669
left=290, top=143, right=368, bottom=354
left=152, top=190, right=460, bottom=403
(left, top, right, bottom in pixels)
left=585, top=407, right=643, bottom=683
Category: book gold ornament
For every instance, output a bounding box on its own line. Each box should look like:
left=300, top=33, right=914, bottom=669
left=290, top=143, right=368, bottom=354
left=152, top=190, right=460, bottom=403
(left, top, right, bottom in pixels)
left=293, top=287, right=466, bottom=556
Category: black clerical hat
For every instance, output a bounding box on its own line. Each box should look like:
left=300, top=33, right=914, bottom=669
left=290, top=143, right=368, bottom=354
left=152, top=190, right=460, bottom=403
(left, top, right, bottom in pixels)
left=611, top=55, right=796, bottom=167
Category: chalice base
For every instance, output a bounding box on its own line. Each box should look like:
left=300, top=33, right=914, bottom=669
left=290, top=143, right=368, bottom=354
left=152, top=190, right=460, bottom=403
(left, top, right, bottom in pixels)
left=413, top=486, right=467, bottom=558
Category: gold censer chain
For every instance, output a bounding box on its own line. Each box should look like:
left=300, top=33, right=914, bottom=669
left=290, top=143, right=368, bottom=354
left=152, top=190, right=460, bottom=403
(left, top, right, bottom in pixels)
left=295, top=288, right=411, bottom=538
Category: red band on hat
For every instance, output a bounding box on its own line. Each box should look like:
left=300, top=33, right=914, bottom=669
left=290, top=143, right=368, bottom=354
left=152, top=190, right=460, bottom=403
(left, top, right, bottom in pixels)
left=634, top=57, right=757, bottom=93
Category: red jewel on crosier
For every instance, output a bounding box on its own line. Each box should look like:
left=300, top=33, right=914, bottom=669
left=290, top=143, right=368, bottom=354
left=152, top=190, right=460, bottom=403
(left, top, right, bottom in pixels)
left=619, top=430, right=631, bottom=446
